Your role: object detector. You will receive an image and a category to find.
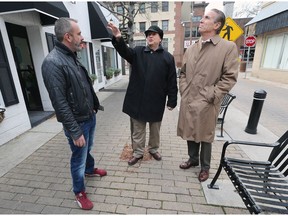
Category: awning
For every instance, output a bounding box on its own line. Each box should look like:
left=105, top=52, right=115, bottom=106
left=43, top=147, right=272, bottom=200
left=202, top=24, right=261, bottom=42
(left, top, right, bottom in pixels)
left=0, top=2, right=69, bottom=26
left=254, top=11, right=288, bottom=35
left=88, top=2, right=112, bottom=42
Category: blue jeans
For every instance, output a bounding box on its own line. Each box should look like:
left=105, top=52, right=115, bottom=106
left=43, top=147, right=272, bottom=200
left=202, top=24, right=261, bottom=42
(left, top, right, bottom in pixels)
left=64, top=113, right=96, bottom=194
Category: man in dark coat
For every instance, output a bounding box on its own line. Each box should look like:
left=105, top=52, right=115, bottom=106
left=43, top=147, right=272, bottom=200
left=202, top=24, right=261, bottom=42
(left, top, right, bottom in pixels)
left=107, top=22, right=178, bottom=166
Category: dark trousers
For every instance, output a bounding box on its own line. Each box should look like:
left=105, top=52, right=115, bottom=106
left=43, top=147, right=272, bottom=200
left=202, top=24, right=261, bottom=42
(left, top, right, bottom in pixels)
left=187, top=141, right=211, bottom=171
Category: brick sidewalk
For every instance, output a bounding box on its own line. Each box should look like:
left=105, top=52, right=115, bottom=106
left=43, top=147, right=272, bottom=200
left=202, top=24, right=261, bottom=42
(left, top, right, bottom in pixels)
left=0, top=77, right=250, bottom=214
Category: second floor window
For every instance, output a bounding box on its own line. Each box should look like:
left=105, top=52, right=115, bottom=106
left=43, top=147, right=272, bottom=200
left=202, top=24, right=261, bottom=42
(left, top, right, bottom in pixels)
left=162, top=2, right=169, bottom=12
left=117, top=6, right=123, bottom=15
left=135, top=40, right=146, bottom=47
left=192, top=16, right=202, bottom=22
left=139, top=22, right=146, bottom=33
left=139, top=3, right=145, bottom=13
left=162, top=20, right=168, bottom=31
left=151, top=2, right=158, bottom=13
left=151, top=21, right=158, bottom=26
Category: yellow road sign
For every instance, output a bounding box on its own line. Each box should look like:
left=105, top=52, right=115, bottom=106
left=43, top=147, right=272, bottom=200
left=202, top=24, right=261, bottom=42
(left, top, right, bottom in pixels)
left=219, top=17, right=244, bottom=41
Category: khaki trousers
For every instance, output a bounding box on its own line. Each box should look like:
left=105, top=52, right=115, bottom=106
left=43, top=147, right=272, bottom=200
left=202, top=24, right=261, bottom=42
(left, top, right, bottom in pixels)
left=187, top=141, right=211, bottom=171
left=130, top=118, right=161, bottom=158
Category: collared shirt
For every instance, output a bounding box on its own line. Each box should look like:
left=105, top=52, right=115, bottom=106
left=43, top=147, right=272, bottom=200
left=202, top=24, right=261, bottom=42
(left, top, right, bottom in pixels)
left=199, top=38, right=212, bottom=50
left=202, top=38, right=212, bottom=44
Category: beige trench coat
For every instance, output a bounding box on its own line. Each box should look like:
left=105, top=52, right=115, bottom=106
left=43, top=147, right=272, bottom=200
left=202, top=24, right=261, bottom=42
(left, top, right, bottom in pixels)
left=177, top=35, right=239, bottom=143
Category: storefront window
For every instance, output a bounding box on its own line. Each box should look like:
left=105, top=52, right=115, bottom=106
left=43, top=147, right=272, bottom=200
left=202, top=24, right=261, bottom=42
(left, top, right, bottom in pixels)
left=77, top=43, right=90, bottom=72
left=262, top=34, right=288, bottom=70
left=102, top=46, right=116, bottom=75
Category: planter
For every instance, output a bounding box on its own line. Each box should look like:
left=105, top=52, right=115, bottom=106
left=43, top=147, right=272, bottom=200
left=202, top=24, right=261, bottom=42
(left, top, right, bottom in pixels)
left=239, top=61, right=247, bottom=72
left=0, top=108, right=6, bottom=123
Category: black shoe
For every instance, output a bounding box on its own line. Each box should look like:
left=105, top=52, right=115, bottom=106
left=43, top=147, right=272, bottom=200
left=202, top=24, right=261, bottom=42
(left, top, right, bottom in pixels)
left=149, top=152, right=162, bottom=161
left=128, top=156, right=143, bottom=166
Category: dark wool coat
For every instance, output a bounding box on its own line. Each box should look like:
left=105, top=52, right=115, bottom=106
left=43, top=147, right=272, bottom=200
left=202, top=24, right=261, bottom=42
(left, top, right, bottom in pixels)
left=177, top=35, right=239, bottom=143
left=112, top=37, right=178, bottom=122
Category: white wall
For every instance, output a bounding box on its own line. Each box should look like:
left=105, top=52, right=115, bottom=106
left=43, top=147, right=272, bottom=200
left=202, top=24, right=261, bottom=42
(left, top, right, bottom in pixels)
left=0, top=2, right=122, bottom=146
left=0, top=16, right=31, bottom=146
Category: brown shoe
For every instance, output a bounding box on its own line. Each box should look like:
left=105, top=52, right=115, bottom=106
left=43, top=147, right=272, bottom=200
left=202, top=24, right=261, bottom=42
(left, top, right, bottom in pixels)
left=128, top=156, right=143, bottom=166
left=179, top=160, right=199, bottom=169
left=149, top=152, right=162, bottom=161
left=198, top=170, right=209, bottom=182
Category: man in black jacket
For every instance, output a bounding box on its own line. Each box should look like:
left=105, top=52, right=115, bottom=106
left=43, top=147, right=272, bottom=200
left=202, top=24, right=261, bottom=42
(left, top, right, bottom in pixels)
left=107, top=22, right=178, bottom=166
left=42, top=18, right=106, bottom=210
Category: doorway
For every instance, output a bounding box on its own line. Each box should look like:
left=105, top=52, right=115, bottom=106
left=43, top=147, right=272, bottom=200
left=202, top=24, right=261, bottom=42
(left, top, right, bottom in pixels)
left=6, top=22, right=43, bottom=111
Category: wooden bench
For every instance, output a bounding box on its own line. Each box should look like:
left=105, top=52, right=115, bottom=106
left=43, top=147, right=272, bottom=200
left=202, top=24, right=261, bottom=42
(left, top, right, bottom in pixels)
left=208, top=130, right=288, bottom=214
left=217, top=93, right=236, bottom=137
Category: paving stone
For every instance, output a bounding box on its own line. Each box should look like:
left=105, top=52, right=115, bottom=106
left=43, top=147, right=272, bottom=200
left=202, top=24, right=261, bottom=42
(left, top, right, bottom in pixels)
left=116, top=205, right=146, bottom=214
left=149, top=178, right=174, bottom=187
left=110, top=182, right=135, bottom=190
left=70, top=208, right=100, bottom=214
left=6, top=179, right=29, bottom=187
left=91, top=202, right=117, bottom=213
left=124, top=177, right=148, bottom=184
left=133, top=198, right=162, bottom=208
left=0, top=184, right=33, bottom=194
left=41, top=205, right=71, bottom=214
left=148, top=192, right=176, bottom=201
left=96, top=188, right=121, bottom=196
left=162, top=185, right=189, bottom=195
left=13, top=194, right=39, bottom=203
left=147, top=209, right=178, bottom=214
left=16, top=202, right=45, bottom=213
left=0, top=191, right=16, bottom=200
left=31, top=188, right=56, bottom=197
left=26, top=181, right=51, bottom=189
left=136, top=184, right=161, bottom=192
left=43, top=176, right=66, bottom=184
left=163, top=201, right=193, bottom=212
left=223, top=206, right=250, bottom=214
left=120, top=190, right=148, bottom=199
left=192, top=204, right=225, bottom=214
left=36, top=196, right=64, bottom=206
left=105, top=195, right=133, bottom=205
left=0, top=199, right=21, bottom=210
left=48, top=183, right=72, bottom=191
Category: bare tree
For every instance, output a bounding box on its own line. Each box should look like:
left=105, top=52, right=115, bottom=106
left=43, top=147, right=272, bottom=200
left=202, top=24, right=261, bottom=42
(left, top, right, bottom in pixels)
left=99, top=2, right=162, bottom=48
left=234, top=1, right=263, bottom=18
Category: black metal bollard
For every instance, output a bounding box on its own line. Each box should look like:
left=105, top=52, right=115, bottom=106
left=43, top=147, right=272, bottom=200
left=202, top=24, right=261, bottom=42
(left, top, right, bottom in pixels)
left=245, top=89, right=267, bottom=134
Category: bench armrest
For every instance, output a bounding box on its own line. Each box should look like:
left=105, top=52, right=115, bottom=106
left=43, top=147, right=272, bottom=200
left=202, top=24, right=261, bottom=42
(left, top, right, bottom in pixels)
left=220, top=140, right=279, bottom=162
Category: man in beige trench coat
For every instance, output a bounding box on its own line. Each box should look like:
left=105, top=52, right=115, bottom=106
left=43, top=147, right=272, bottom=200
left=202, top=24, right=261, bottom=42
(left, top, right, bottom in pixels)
left=177, top=9, right=239, bottom=182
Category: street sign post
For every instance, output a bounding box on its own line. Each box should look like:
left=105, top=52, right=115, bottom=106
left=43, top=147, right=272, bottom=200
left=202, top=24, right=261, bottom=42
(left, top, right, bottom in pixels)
left=219, top=17, right=244, bottom=41
left=244, top=35, right=256, bottom=78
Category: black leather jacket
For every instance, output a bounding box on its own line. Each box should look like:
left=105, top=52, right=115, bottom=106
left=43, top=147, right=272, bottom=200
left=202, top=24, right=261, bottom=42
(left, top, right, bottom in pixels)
left=41, top=41, right=100, bottom=140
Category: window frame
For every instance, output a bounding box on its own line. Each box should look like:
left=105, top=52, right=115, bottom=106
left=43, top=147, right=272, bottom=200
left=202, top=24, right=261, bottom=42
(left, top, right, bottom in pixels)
left=162, top=2, right=169, bottom=12
left=262, top=33, right=288, bottom=70
left=162, top=20, right=169, bottom=31
left=139, top=22, right=146, bottom=33
left=0, top=31, right=19, bottom=106
left=151, top=2, right=158, bottom=13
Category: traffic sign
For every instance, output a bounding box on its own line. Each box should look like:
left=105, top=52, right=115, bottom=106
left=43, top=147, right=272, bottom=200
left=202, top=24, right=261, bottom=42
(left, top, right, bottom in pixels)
left=245, top=36, right=256, bottom=47
left=219, top=17, right=244, bottom=41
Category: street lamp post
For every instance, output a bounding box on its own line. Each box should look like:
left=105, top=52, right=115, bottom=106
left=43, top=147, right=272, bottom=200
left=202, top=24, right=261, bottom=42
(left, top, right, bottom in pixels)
left=189, top=2, right=194, bottom=45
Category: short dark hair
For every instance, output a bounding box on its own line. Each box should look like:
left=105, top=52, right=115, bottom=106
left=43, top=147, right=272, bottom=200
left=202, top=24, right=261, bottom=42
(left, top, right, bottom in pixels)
left=54, top=17, right=78, bottom=42
left=211, top=9, right=226, bottom=34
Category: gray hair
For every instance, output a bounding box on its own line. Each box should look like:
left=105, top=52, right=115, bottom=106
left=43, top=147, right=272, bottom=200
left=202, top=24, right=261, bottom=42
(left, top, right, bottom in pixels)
left=54, top=17, right=78, bottom=42
left=211, top=9, right=226, bottom=34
